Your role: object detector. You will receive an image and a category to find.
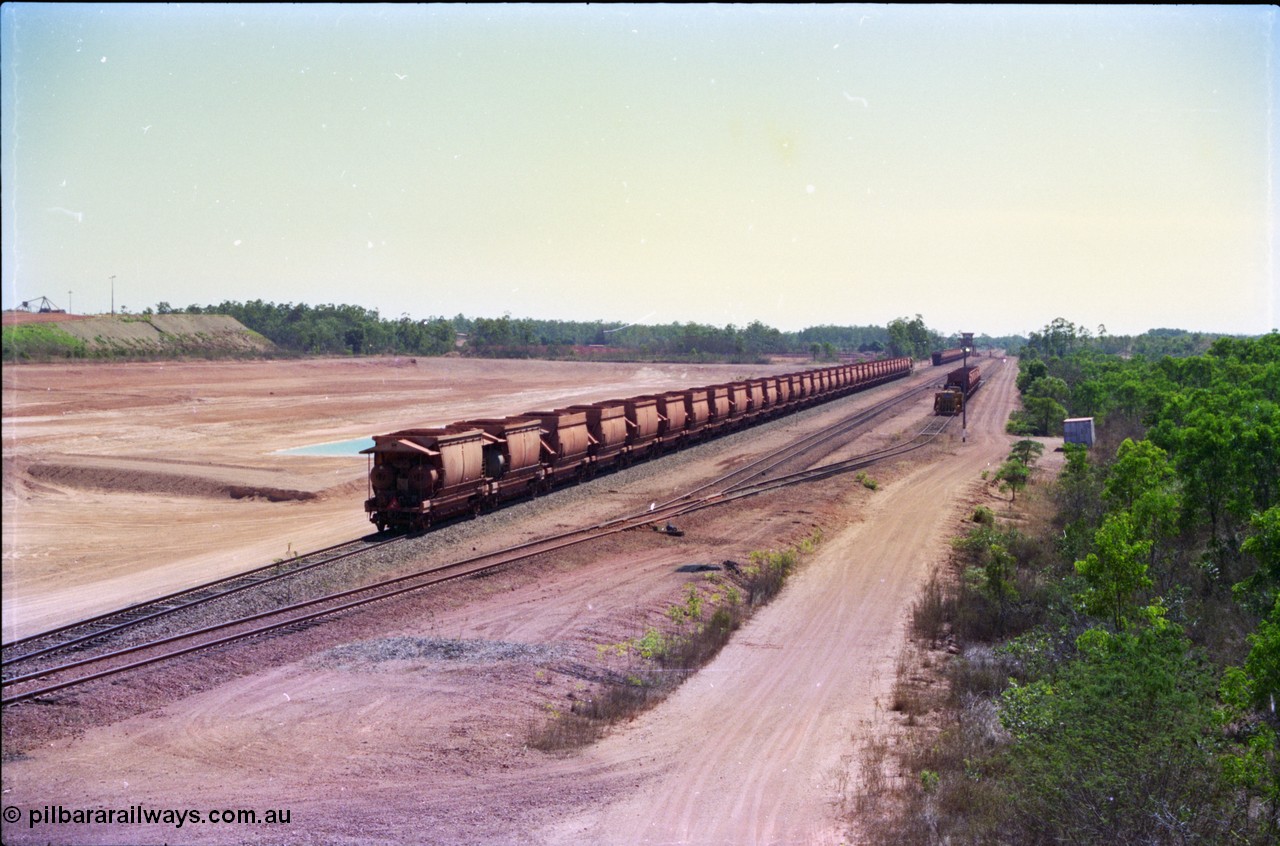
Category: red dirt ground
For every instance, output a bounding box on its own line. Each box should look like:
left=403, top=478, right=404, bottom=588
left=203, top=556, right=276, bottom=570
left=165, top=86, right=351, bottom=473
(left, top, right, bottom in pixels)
left=2, top=311, right=90, bottom=325
left=2, top=354, right=1022, bottom=845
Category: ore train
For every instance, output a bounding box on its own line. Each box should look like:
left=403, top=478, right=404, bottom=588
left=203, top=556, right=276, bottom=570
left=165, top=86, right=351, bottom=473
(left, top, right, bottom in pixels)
left=362, top=357, right=914, bottom=532
left=933, top=365, right=982, bottom=416
left=931, top=348, right=966, bottom=366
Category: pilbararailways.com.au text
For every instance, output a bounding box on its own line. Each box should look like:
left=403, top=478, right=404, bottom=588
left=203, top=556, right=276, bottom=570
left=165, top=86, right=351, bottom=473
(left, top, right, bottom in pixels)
left=5, top=804, right=292, bottom=830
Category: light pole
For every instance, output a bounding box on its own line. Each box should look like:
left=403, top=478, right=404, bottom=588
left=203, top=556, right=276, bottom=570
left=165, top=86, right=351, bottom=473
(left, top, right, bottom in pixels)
left=960, top=332, right=974, bottom=441
left=109, top=275, right=116, bottom=315
left=68, top=290, right=72, bottom=315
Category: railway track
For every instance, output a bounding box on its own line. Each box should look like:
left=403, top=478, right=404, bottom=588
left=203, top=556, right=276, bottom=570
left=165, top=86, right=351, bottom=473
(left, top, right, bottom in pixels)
left=1, top=536, right=398, bottom=667
left=2, top=367, right=976, bottom=707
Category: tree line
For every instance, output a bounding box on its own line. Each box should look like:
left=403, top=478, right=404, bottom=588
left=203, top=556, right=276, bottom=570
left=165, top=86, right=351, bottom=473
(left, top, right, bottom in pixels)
left=164, top=301, right=456, bottom=357
left=158, top=301, right=1005, bottom=362
left=449, top=313, right=943, bottom=361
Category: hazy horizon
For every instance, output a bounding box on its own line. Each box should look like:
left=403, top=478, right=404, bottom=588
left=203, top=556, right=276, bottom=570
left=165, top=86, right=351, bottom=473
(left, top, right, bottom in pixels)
left=3, top=4, right=1275, bottom=338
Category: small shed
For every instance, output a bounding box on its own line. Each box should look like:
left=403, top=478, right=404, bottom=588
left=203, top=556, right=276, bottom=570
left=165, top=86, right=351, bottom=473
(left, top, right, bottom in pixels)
left=1063, top=417, right=1095, bottom=448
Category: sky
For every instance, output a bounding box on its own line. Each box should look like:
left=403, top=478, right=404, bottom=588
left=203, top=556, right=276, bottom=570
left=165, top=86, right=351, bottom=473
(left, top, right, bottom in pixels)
left=1, top=4, right=1276, bottom=338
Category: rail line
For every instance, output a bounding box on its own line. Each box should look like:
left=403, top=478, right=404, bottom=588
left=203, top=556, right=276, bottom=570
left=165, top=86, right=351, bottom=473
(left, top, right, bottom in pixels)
left=1, top=536, right=399, bottom=667
left=2, top=367, right=975, bottom=707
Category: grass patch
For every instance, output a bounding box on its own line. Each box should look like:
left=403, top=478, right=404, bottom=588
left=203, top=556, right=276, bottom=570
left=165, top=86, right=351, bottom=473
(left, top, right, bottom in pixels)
left=2, top=323, right=88, bottom=360
left=529, top=529, right=823, bottom=751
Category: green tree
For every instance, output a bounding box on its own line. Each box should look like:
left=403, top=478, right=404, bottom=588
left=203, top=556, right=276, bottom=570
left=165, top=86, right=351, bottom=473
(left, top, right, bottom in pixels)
left=1244, top=597, right=1280, bottom=714
left=1074, top=511, right=1154, bottom=631
left=1016, top=358, right=1049, bottom=393
left=1102, top=439, right=1182, bottom=588
left=1026, top=375, right=1070, bottom=405
left=1055, top=443, right=1105, bottom=559
left=1020, top=395, right=1068, bottom=436
left=1010, top=439, right=1045, bottom=467
left=1103, top=439, right=1176, bottom=511
left=995, top=459, right=1031, bottom=502
left=1237, top=507, right=1280, bottom=611
left=982, top=541, right=1020, bottom=634
left=886, top=314, right=939, bottom=360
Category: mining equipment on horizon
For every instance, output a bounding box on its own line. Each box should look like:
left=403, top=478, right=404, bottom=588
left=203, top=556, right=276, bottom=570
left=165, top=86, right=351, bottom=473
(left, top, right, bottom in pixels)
left=362, top=357, right=914, bottom=532
left=19, top=296, right=65, bottom=314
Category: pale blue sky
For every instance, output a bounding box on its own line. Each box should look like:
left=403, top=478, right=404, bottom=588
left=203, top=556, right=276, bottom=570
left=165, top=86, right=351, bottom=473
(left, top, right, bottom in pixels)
left=2, top=4, right=1275, bottom=336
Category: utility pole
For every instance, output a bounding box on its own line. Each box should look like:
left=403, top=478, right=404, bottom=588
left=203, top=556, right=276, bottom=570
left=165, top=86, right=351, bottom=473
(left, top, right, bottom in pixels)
left=68, top=290, right=72, bottom=315
left=110, top=275, right=116, bottom=315
left=961, top=332, right=974, bottom=441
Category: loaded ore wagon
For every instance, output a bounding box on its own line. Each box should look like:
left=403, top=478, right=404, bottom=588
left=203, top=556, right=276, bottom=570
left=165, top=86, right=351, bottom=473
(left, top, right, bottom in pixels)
left=362, top=427, right=488, bottom=530
left=457, top=417, right=545, bottom=502
left=569, top=401, right=629, bottom=468
left=622, top=396, right=663, bottom=456
left=522, top=408, right=592, bottom=485
left=683, top=388, right=711, bottom=440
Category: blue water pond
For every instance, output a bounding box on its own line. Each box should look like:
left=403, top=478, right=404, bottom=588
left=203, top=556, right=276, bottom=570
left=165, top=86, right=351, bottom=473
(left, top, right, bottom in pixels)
left=278, top=436, right=375, bottom=457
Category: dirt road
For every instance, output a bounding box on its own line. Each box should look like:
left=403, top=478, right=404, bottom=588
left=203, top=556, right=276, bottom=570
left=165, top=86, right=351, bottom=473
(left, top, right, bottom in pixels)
left=538, top=359, right=1019, bottom=845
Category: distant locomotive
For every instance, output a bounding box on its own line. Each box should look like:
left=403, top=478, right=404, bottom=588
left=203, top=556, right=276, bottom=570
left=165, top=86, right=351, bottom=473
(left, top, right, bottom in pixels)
left=933, top=365, right=981, bottom=416
left=363, top=357, right=915, bottom=532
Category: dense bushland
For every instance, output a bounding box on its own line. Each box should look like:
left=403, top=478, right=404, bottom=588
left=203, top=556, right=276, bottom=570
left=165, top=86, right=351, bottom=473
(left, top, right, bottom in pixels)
left=859, top=324, right=1279, bottom=845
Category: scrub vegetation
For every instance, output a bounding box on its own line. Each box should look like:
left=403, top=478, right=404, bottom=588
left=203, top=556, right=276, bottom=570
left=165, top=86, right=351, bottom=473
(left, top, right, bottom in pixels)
left=856, top=323, right=1279, bottom=845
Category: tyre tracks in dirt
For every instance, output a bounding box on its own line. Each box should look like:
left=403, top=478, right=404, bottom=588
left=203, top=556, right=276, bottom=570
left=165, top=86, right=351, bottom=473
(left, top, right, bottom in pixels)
left=538, top=358, right=1019, bottom=846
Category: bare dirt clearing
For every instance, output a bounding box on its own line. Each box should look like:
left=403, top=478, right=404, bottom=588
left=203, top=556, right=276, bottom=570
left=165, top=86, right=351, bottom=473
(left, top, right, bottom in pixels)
left=2, top=355, right=1019, bottom=845
left=3, top=356, right=803, bottom=641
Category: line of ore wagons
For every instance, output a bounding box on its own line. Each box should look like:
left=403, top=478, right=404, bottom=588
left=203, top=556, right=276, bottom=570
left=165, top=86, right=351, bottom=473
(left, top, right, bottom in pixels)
left=362, top=357, right=914, bottom=531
